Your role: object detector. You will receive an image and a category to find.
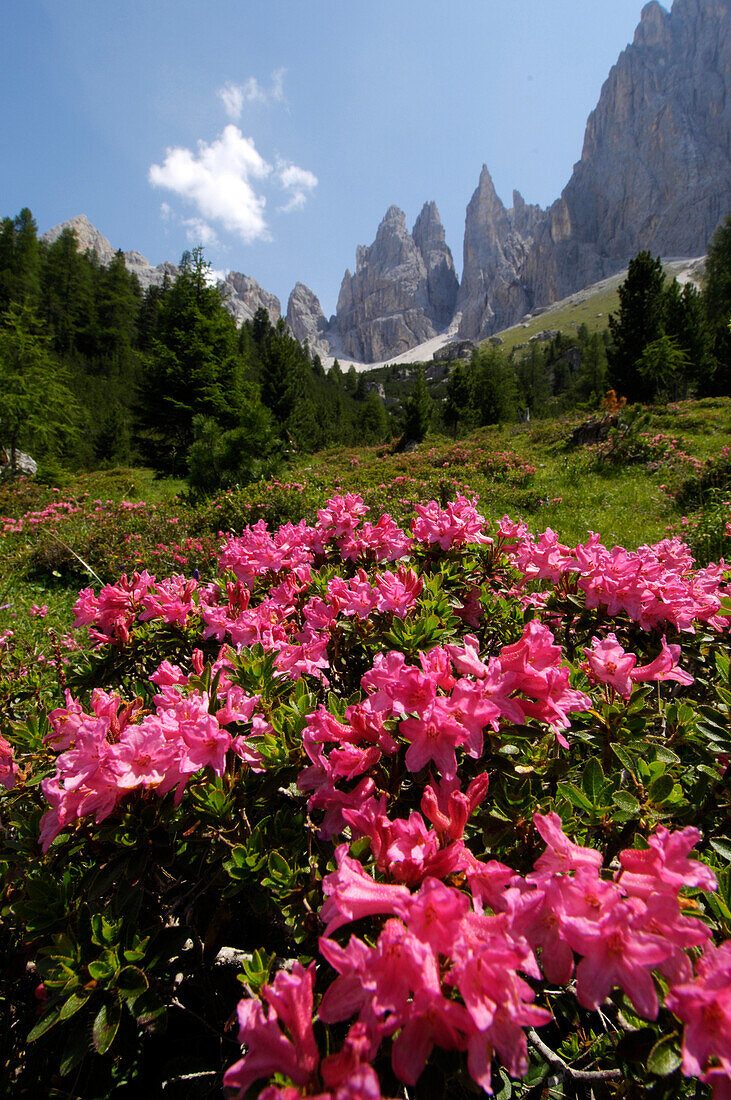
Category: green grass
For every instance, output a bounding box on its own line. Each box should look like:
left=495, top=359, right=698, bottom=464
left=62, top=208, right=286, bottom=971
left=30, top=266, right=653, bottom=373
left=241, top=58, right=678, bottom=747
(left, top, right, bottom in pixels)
left=492, top=259, right=702, bottom=354
left=2, top=398, right=730, bottom=655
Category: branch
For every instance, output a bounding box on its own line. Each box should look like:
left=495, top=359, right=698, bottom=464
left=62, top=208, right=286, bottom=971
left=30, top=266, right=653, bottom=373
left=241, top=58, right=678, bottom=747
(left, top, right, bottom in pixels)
left=528, top=1029, right=622, bottom=1082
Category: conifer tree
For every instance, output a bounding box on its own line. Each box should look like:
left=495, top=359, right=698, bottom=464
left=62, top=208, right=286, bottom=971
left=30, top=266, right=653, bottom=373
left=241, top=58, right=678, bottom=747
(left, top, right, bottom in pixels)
left=401, top=366, right=432, bottom=445
left=608, top=251, right=666, bottom=401
left=0, top=304, right=78, bottom=473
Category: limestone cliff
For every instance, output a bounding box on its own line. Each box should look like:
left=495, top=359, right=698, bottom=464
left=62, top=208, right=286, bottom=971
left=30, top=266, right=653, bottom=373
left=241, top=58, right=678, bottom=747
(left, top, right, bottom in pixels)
left=523, top=0, right=731, bottom=309
left=456, top=169, right=546, bottom=340
left=333, top=202, right=458, bottom=362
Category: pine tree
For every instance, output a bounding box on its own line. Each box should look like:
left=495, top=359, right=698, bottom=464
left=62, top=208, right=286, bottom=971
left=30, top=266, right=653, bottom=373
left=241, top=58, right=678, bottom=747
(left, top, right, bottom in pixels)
left=475, top=346, right=518, bottom=424
left=703, top=215, right=731, bottom=393
left=608, top=252, right=666, bottom=401
left=400, top=367, right=432, bottom=445
left=443, top=361, right=475, bottom=438
left=0, top=304, right=78, bottom=473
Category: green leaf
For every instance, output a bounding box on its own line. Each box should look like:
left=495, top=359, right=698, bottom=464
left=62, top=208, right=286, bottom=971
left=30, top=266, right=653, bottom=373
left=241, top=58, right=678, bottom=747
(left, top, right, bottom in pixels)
left=612, top=790, right=640, bottom=813
left=27, top=1006, right=62, bottom=1042
left=561, top=783, right=594, bottom=812
left=268, top=851, right=292, bottom=878
left=647, top=1034, right=682, bottom=1076
left=710, top=838, right=731, bottom=863
left=611, top=744, right=636, bottom=773
left=648, top=774, right=674, bottom=804
left=59, top=1027, right=89, bottom=1076
left=117, top=966, right=148, bottom=997
left=654, top=746, right=680, bottom=764
left=92, top=1000, right=121, bottom=1055
left=582, top=758, right=605, bottom=804
left=60, top=990, right=92, bottom=1020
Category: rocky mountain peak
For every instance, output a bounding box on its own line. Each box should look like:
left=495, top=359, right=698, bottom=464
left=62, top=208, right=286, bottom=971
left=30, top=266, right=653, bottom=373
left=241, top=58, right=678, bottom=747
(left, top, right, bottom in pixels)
left=42, top=214, right=116, bottom=265
left=634, top=1, right=670, bottom=45
left=412, top=201, right=445, bottom=246
left=285, top=282, right=329, bottom=356
left=220, top=272, right=280, bottom=327
left=412, top=201, right=459, bottom=330
left=523, top=0, right=730, bottom=310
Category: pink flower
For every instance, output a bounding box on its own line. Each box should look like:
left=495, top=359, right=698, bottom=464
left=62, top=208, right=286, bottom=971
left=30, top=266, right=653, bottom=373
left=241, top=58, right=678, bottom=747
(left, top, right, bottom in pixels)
left=531, top=811, right=603, bottom=876
left=224, top=963, right=319, bottom=1098
left=630, top=636, right=695, bottom=688
left=320, top=846, right=412, bottom=935
left=666, top=941, right=731, bottom=1097
left=0, top=732, right=19, bottom=790
left=585, top=633, right=636, bottom=697
left=618, top=826, right=717, bottom=899
left=561, top=899, right=671, bottom=1019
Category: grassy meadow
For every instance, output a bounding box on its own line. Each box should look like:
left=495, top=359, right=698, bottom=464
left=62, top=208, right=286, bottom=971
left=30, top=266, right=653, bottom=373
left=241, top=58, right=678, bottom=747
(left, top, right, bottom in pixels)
left=2, top=396, right=730, bottom=662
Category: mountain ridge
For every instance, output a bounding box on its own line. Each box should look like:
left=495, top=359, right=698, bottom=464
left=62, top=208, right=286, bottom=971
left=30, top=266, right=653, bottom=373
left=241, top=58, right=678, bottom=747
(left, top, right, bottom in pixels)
left=41, top=0, right=729, bottom=367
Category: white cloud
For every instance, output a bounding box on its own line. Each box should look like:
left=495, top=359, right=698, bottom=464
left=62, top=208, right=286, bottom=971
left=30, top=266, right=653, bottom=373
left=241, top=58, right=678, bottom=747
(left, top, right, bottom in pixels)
left=277, top=160, right=318, bottom=212
left=183, top=218, right=219, bottom=248
left=218, top=82, right=244, bottom=121
left=149, top=125, right=272, bottom=244
left=217, top=69, right=286, bottom=120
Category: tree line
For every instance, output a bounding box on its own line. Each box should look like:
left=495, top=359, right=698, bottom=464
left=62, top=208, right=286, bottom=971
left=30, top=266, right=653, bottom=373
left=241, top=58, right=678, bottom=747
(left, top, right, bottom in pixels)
left=0, top=207, right=729, bottom=483
left=0, top=210, right=393, bottom=483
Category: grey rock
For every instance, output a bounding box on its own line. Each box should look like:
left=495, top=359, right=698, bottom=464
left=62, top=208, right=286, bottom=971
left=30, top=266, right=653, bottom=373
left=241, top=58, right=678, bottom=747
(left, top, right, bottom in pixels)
left=220, top=271, right=281, bottom=327
left=488, top=336, right=504, bottom=346
left=334, top=206, right=436, bottom=362
left=42, top=214, right=117, bottom=265
left=41, top=216, right=282, bottom=329
left=425, top=361, right=450, bottom=381
left=433, top=340, right=476, bottom=362
left=524, top=0, right=731, bottom=305
left=456, top=167, right=547, bottom=340
left=0, top=448, right=37, bottom=477
left=412, top=201, right=459, bottom=329
left=285, top=283, right=332, bottom=356
left=529, top=329, right=560, bottom=343
left=333, top=203, right=459, bottom=363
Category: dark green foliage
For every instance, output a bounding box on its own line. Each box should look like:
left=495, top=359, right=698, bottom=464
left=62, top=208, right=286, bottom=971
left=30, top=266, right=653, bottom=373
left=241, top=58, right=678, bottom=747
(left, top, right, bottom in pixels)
left=400, top=366, right=433, bottom=444
left=703, top=215, right=731, bottom=394
left=137, top=248, right=243, bottom=469
left=608, top=251, right=667, bottom=402
left=0, top=208, right=41, bottom=311
left=186, top=404, right=281, bottom=494
left=357, top=388, right=390, bottom=443
left=475, top=345, right=519, bottom=424
left=0, top=304, right=79, bottom=472
left=443, top=361, right=476, bottom=437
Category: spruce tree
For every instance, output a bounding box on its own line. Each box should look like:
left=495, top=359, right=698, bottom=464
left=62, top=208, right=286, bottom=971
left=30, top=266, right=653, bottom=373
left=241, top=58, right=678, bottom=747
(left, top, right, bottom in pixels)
left=0, top=304, right=78, bottom=473
left=608, top=251, right=666, bottom=401
left=401, top=367, right=432, bottom=445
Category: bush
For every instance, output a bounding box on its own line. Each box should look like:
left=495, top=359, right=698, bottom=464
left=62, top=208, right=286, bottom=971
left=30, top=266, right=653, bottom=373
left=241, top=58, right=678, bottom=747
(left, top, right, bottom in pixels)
left=2, top=491, right=731, bottom=1098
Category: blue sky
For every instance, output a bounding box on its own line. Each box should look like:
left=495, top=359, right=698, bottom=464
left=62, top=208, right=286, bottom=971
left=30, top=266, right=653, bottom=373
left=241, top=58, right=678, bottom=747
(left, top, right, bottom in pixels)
left=1, top=0, right=654, bottom=317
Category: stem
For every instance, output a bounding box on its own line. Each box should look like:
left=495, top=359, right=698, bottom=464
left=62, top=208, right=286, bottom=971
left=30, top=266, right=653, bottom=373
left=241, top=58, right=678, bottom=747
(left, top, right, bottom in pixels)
left=528, top=1029, right=622, bottom=1082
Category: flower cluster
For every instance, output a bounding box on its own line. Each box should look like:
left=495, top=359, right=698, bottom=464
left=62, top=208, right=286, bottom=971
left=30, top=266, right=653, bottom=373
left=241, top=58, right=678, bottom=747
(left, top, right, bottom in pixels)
left=226, top=817, right=724, bottom=1100
left=32, top=491, right=731, bottom=1097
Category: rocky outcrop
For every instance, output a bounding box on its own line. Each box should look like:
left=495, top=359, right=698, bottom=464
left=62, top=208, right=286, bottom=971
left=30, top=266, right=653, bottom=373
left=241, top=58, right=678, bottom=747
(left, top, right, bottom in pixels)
left=41, top=215, right=281, bottom=327
left=285, top=283, right=331, bottom=356
left=334, top=206, right=436, bottom=362
left=456, top=169, right=547, bottom=341
left=123, top=252, right=179, bottom=292
left=42, top=214, right=117, bottom=265
left=524, top=0, right=731, bottom=306
left=333, top=203, right=458, bottom=363
left=433, top=340, right=476, bottom=363
left=220, top=272, right=280, bottom=327
left=42, top=217, right=180, bottom=291
left=412, top=201, right=459, bottom=329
